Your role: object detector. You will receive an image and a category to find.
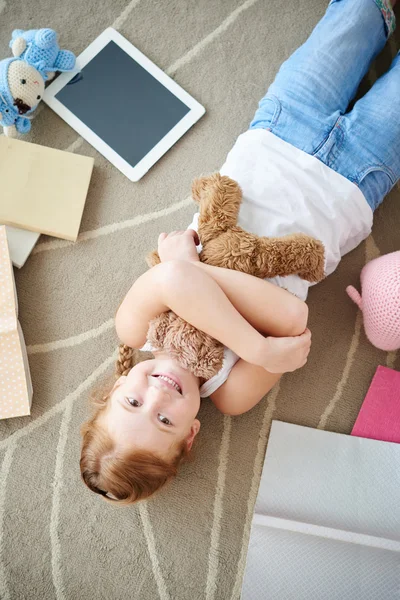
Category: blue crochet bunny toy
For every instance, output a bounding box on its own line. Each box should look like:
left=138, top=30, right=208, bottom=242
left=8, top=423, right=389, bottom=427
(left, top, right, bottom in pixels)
left=0, top=28, right=76, bottom=136
left=0, top=57, right=44, bottom=136
left=10, top=28, right=76, bottom=81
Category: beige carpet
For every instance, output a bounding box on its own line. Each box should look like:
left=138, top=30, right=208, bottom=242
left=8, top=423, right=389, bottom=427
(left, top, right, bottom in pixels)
left=1, top=1, right=399, bottom=599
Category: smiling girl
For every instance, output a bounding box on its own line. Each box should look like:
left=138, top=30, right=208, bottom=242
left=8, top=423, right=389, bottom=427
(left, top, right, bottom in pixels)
left=81, top=0, right=399, bottom=504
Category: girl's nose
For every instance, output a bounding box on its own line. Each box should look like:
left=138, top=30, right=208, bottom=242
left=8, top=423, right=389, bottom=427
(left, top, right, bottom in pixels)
left=146, top=382, right=171, bottom=405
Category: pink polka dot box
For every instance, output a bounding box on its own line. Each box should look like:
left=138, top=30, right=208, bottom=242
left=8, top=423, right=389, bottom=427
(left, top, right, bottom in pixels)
left=0, top=226, right=33, bottom=419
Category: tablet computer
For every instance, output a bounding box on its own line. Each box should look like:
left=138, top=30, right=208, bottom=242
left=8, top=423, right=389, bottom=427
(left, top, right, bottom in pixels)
left=43, top=28, right=205, bottom=181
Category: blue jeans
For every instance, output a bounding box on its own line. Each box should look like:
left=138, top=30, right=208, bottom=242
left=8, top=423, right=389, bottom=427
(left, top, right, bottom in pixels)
left=250, top=0, right=399, bottom=211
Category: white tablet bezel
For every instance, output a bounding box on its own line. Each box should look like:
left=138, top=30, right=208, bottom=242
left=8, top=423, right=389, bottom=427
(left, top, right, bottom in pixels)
left=43, top=27, right=205, bottom=181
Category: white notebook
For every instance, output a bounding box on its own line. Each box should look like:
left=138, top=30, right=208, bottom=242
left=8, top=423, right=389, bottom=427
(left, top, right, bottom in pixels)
left=4, top=226, right=40, bottom=268
left=241, top=421, right=400, bottom=600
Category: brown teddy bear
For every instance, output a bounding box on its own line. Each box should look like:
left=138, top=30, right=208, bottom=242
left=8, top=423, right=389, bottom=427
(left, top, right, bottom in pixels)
left=117, top=174, right=325, bottom=381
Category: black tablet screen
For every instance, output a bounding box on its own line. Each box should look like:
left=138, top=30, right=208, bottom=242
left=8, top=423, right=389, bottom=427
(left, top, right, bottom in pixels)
left=56, top=41, right=191, bottom=167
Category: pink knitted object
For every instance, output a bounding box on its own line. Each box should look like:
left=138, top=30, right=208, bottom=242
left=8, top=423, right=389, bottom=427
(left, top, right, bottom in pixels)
left=346, top=251, right=400, bottom=351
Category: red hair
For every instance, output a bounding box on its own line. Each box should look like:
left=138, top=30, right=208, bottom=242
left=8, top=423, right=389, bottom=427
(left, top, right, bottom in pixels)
left=80, top=389, right=189, bottom=505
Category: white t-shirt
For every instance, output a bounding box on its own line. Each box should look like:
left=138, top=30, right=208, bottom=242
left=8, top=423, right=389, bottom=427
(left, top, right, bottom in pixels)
left=187, top=129, right=373, bottom=397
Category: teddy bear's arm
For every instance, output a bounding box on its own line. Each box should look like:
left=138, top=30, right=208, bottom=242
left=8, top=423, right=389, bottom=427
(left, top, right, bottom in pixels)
left=257, top=233, right=325, bottom=282
left=200, top=230, right=325, bottom=282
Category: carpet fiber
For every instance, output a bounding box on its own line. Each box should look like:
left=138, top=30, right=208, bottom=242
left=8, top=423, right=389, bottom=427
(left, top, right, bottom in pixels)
left=1, top=1, right=399, bottom=599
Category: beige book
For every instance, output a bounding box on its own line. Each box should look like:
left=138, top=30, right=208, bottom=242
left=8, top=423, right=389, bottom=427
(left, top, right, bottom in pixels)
left=0, top=226, right=33, bottom=419
left=0, top=137, right=94, bottom=241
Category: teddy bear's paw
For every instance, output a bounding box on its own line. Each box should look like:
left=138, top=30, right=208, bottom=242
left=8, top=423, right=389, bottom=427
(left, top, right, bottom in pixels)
left=297, top=239, right=325, bottom=282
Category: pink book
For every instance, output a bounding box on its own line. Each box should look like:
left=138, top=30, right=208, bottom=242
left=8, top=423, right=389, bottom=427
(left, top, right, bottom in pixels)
left=351, top=366, right=400, bottom=444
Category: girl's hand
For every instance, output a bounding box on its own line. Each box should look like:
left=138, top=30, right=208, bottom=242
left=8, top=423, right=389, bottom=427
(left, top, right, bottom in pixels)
left=263, top=329, right=312, bottom=373
left=158, top=230, right=200, bottom=263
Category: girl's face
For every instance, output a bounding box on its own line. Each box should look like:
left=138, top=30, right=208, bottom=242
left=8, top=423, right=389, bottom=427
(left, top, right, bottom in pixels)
left=101, top=354, right=201, bottom=457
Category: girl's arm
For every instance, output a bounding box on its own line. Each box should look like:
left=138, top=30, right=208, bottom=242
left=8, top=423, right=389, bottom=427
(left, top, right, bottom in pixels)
left=197, top=263, right=310, bottom=415
left=117, top=260, right=269, bottom=368
left=156, top=228, right=308, bottom=337
left=191, top=262, right=308, bottom=337
left=211, top=361, right=282, bottom=416
left=116, top=260, right=309, bottom=373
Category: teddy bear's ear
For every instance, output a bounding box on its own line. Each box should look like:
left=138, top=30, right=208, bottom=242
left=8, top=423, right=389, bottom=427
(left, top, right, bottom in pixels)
left=191, top=173, right=223, bottom=204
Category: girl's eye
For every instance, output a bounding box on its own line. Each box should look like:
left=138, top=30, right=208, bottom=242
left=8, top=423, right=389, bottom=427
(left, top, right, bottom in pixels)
left=126, top=397, right=141, bottom=407
left=158, top=414, right=172, bottom=426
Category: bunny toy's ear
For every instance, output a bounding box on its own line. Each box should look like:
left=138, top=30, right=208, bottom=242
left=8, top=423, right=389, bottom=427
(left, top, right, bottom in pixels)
left=11, top=37, right=26, bottom=57
left=35, top=29, right=57, bottom=49
left=346, top=285, right=363, bottom=310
